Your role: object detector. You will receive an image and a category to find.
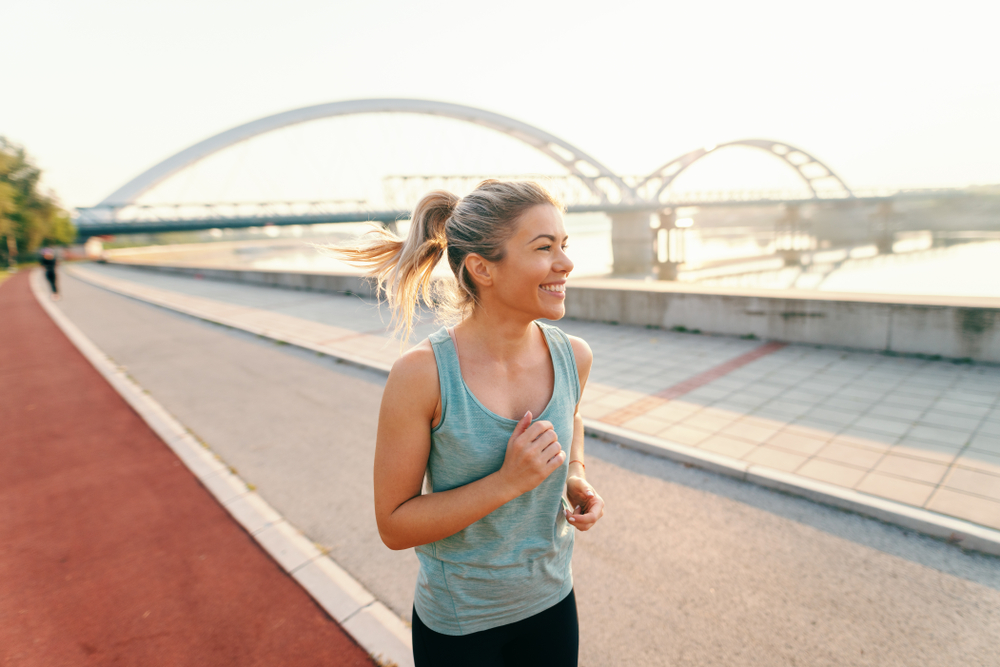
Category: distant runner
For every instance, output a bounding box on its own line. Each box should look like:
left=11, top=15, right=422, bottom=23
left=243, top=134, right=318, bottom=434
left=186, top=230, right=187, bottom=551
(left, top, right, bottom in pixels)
left=39, top=248, right=59, bottom=300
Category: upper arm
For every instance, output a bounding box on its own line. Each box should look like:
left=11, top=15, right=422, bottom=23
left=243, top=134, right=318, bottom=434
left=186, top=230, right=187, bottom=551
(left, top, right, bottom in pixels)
left=568, top=335, right=593, bottom=407
left=373, top=341, right=440, bottom=536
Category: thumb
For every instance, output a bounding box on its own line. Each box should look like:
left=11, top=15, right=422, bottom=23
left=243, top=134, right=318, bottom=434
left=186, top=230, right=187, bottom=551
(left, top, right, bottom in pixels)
left=512, top=410, right=532, bottom=438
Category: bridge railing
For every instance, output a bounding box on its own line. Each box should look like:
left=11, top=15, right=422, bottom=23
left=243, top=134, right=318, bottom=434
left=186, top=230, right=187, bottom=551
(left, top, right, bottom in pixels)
left=73, top=185, right=983, bottom=235
left=76, top=199, right=374, bottom=225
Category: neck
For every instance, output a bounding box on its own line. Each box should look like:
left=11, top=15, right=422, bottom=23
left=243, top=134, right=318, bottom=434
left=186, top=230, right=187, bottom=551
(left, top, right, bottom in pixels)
left=457, top=304, right=538, bottom=361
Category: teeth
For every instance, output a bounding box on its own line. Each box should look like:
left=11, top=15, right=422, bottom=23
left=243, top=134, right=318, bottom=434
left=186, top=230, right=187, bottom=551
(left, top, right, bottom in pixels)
left=540, top=284, right=565, bottom=293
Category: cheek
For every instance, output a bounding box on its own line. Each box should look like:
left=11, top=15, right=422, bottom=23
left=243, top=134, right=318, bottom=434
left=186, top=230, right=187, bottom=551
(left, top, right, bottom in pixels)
left=519, top=259, right=551, bottom=292
left=503, top=271, right=535, bottom=298
left=500, top=255, right=546, bottom=293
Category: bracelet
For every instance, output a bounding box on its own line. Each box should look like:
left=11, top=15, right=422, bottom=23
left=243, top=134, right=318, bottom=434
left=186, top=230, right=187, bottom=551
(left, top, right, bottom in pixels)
left=569, top=459, right=585, bottom=470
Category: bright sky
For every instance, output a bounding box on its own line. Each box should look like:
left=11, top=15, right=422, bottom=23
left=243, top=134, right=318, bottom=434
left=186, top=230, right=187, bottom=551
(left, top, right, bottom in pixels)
left=5, top=0, right=999, bottom=209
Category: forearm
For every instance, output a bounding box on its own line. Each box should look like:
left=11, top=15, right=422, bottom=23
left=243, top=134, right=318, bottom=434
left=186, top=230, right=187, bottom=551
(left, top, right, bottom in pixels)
left=568, top=411, right=586, bottom=479
left=380, top=471, right=519, bottom=550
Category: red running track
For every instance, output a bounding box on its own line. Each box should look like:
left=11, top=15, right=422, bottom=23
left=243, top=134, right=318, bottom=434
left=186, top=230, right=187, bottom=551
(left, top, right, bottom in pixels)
left=0, top=271, right=375, bottom=666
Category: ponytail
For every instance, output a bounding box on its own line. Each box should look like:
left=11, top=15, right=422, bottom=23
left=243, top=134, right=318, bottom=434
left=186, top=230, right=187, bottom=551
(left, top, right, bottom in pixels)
left=320, top=180, right=560, bottom=344
left=321, top=190, right=458, bottom=342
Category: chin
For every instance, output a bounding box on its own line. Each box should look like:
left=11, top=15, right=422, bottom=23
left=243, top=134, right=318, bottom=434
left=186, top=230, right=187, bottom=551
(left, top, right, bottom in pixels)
left=537, top=304, right=566, bottom=321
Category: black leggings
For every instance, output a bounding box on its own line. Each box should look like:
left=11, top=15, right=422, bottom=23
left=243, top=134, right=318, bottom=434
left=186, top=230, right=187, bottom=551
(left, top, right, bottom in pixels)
left=412, top=589, right=578, bottom=667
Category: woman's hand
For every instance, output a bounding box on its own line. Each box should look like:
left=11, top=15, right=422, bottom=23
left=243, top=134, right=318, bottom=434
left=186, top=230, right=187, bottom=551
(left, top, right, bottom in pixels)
left=565, top=475, right=604, bottom=531
left=498, top=411, right=566, bottom=496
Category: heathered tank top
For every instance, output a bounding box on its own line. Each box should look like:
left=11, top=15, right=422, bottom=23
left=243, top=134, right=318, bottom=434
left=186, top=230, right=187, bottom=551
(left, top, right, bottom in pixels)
left=414, top=321, right=580, bottom=636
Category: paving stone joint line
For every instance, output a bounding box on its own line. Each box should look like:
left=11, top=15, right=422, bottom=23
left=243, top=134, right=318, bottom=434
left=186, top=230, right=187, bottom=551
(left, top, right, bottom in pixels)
left=602, top=341, right=788, bottom=426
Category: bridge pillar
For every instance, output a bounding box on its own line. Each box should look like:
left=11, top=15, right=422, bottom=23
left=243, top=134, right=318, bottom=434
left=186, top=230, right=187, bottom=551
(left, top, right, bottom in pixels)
left=872, top=202, right=895, bottom=254
left=774, top=204, right=805, bottom=266
left=609, top=211, right=654, bottom=275
left=653, top=210, right=685, bottom=280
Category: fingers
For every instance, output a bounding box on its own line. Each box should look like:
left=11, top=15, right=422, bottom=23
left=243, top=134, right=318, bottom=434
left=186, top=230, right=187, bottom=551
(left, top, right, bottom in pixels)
left=523, top=424, right=561, bottom=464
left=540, top=437, right=560, bottom=460
left=531, top=426, right=557, bottom=447
left=565, top=478, right=595, bottom=508
left=523, top=420, right=555, bottom=443
left=503, top=418, right=563, bottom=493
left=538, top=434, right=563, bottom=465
left=546, top=448, right=566, bottom=468
left=566, top=495, right=605, bottom=531
left=511, top=410, right=533, bottom=439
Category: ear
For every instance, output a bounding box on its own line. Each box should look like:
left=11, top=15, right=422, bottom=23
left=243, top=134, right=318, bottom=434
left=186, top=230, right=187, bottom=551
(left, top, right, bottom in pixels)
left=464, top=253, right=494, bottom=289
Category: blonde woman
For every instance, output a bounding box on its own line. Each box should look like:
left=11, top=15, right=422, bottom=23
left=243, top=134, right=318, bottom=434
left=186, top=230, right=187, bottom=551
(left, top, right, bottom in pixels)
left=331, top=180, right=605, bottom=666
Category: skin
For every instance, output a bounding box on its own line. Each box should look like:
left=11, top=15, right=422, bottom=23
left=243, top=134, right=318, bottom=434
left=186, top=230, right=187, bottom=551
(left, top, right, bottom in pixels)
left=374, top=203, right=606, bottom=551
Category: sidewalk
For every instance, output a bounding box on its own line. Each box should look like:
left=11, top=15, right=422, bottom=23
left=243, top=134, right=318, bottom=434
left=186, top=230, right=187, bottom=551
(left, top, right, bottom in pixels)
left=71, top=262, right=1000, bottom=536
left=0, top=270, right=375, bottom=666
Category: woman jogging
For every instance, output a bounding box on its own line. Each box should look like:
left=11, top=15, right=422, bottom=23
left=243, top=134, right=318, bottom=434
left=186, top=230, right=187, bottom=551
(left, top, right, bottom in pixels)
left=329, top=180, right=604, bottom=666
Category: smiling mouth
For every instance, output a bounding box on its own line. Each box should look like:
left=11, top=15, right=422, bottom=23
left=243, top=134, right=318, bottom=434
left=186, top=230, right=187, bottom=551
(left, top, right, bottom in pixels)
left=540, top=284, right=565, bottom=294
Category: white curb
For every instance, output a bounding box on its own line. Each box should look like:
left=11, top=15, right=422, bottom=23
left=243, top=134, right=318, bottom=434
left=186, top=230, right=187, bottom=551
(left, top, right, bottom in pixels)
left=31, top=268, right=413, bottom=667
left=65, top=264, right=394, bottom=376
left=583, top=419, right=1000, bottom=557
left=63, top=263, right=1000, bottom=560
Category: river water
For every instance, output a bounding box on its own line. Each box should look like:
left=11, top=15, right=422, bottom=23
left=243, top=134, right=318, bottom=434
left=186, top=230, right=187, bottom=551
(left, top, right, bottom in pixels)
left=119, top=214, right=1000, bottom=299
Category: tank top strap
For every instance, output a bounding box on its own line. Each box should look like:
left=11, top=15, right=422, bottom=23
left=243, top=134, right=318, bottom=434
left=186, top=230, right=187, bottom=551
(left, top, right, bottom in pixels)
left=536, top=321, right=581, bottom=406
left=427, top=327, right=463, bottom=433
left=427, top=323, right=581, bottom=427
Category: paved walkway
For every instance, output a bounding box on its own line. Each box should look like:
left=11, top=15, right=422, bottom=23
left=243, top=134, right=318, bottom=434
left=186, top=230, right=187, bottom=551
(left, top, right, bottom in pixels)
left=70, top=262, right=1000, bottom=532
left=0, top=270, right=374, bottom=666
left=46, top=266, right=1000, bottom=666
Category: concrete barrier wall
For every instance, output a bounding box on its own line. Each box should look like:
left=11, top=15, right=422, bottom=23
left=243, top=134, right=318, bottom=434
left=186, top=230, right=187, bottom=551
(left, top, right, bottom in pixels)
left=108, top=261, right=377, bottom=298
left=106, top=260, right=1000, bottom=363
left=565, top=279, right=1000, bottom=363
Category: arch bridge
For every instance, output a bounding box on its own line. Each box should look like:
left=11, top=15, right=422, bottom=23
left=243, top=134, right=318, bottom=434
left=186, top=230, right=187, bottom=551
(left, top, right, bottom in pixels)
left=76, top=98, right=955, bottom=272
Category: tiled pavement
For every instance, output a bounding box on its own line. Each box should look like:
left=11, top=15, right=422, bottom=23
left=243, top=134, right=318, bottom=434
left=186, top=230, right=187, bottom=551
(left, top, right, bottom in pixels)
left=69, top=262, right=1000, bottom=531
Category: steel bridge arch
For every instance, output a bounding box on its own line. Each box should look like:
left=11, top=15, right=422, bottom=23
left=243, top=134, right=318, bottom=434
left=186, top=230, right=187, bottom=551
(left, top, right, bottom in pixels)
left=99, top=98, right=635, bottom=207
left=637, top=139, right=854, bottom=202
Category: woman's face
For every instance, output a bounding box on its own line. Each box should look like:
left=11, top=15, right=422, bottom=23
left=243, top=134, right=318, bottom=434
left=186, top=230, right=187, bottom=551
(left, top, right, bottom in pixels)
left=489, top=204, right=574, bottom=321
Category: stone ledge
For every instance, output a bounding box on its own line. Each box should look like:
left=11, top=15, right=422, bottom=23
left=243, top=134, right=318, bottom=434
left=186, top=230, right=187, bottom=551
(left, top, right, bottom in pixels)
left=103, top=260, right=1000, bottom=363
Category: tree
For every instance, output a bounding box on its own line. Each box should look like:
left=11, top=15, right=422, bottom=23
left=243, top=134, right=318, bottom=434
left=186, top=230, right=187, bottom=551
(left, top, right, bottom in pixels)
left=0, top=181, right=17, bottom=267
left=0, top=137, right=75, bottom=267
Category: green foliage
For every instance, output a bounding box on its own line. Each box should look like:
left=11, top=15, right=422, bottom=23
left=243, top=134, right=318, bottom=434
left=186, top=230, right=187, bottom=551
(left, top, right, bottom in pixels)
left=0, top=137, right=76, bottom=265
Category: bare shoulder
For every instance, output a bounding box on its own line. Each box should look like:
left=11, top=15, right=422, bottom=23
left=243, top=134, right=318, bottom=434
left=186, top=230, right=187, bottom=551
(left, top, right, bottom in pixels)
left=380, top=339, right=442, bottom=433
left=567, top=335, right=594, bottom=372
left=389, top=338, right=439, bottom=389
left=567, top=334, right=594, bottom=395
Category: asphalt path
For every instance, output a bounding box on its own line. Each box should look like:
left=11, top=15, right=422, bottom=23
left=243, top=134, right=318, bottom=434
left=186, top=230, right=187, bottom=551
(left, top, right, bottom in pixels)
left=55, top=271, right=1000, bottom=666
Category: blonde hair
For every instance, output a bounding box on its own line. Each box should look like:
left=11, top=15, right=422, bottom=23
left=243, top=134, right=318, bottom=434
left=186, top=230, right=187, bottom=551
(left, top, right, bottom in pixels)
left=324, top=180, right=561, bottom=342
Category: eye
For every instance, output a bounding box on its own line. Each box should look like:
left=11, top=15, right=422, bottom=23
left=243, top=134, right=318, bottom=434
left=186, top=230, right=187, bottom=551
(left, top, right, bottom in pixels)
left=537, top=245, right=551, bottom=251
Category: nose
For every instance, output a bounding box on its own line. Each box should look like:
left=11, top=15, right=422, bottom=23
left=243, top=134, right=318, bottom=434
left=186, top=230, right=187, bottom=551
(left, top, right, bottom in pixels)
left=556, top=246, right=574, bottom=274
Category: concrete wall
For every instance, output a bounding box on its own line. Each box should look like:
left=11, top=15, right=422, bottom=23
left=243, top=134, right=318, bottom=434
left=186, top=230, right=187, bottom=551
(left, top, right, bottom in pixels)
left=107, top=261, right=377, bottom=298
left=565, top=279, right=1000, bottom=363
left=106, top=260, right=1000, bottom=363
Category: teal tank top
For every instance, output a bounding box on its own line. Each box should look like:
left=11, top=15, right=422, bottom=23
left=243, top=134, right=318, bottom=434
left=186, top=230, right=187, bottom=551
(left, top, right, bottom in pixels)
left=414, top=321, right=579, bottom=636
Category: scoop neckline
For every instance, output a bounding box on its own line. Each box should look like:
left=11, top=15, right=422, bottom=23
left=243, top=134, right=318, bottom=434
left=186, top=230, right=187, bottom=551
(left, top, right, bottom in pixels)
left=447, top=321, right=557, bottom=426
